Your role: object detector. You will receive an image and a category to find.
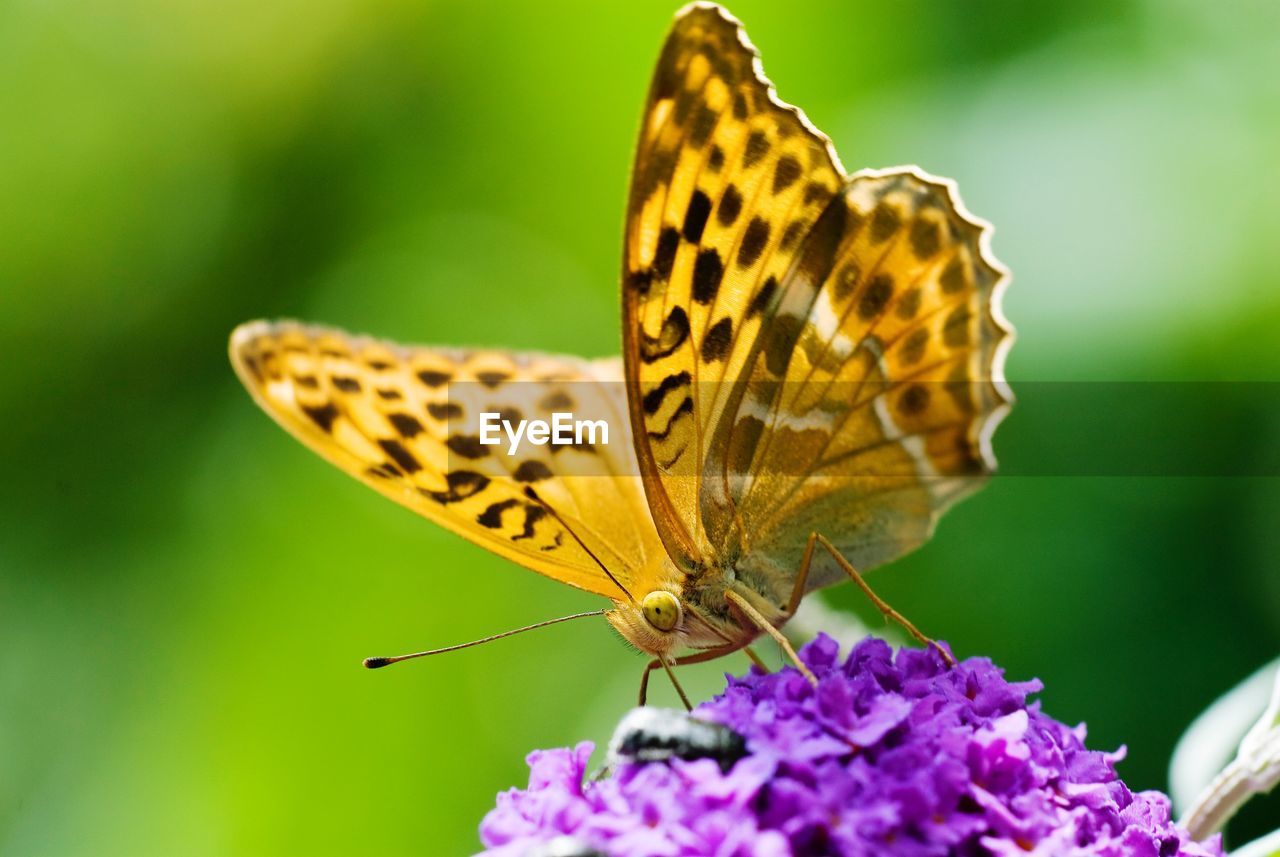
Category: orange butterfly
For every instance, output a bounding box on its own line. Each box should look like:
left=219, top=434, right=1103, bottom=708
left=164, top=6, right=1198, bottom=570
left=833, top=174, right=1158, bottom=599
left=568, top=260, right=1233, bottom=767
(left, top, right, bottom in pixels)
left=229, top=2, right=1012, bottom=707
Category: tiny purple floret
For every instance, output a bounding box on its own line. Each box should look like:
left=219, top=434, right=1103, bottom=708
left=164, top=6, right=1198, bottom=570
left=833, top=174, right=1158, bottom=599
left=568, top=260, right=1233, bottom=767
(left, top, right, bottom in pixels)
left=479, top=636, right=1222, bottom=856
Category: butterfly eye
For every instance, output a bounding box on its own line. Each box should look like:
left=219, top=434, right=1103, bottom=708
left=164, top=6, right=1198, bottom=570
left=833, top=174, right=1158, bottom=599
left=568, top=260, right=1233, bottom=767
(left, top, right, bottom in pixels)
left=641, top=590, right=682, bottom=633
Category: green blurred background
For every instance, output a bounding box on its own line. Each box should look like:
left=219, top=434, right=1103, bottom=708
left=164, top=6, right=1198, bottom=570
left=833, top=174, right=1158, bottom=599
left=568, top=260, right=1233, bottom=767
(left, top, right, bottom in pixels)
left=2, top=0, right=1278, bottom=854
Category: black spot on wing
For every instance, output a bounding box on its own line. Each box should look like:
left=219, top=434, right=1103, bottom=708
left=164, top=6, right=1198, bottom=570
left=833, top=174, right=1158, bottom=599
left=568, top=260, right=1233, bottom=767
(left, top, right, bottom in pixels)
left=426, top=401, right=462, bottom=421
left=294, top=374, right=318, bottom=389
left=701, top=317, right=733, bottom=363
left=640, top=307, right=690, bottom=363
left=717, top=185, right=743, bottom=227
left=746, top=276, right=777, bottom=320
left=643, top=371, right=691, bottom=415
left=690, top=104, right=717, bottom=147
left=946, top=363, right=978, bottom=412
left=628, top=269, right=653, bottom=295
left=424, top=470, right=490, bottom=504
left=638, top=145, right=678, bottom=204
left=332, top=375, right=360, bottom=393
left=898, top=383, right=930, bottom=416
left=513, top=460, right=553, bottom=483
left=653, top=227, right=681, bottom=281
left=388, top=413, right=424, bottom=438
left=539, top=390, right=574, bottom=410
left=477, top=499, right=519, bottom=529
left=708, top=145, right=725, bottom=172
left=673, top=89, right=694, bottom=125
left=943, top=306, right=973, bottom=347
left=649, top=396, right=694, bottom=442
left=240, top=355, right=264, bottom=383
left=772, top=155, right=801, bottom=194
left=511, top=504, right=547, bottom=541
left=870, top=204, right=901, bottom=243
left=737, top=217, right=769, bottom=268
left=834, top=263, right=861, bottom=301
left=803, top=182, right=831, bottom=205
left=446, top=434, right=488, bottom=459
left=780, top=219, right=806, bottom=251
left=302, top=403, right=339, bottom=433
left=682, top=190, right=712, bottom=244
left=692, top=250, right=724, bottom=304
left=858, top=275, right=894, bottom=321
left=896, top=287, right=922, bottom=319
left=365, top=462, right=402, bottom=479
left=901, top=328, right=929, bottom=366
left=764, top=314, right=804, bottom=377
left=910, top=218, right=941, bottom=259
left=940, top=257, right=969, bottom=294
left=743, top=130, right=769, bottom=168
left=376, top=387, right=403, bottom=402
left=549, top=435, right=596, bottom=454
left=417, top=369, right=451, bottom=388
left=378, top=438, right=421, bottom=474
left=476, top=371, right=509, bottom=389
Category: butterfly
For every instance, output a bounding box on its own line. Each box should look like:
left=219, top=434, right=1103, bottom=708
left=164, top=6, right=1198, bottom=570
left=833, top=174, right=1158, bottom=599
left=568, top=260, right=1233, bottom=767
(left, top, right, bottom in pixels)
left=228, top=2, right=1012, bottom=707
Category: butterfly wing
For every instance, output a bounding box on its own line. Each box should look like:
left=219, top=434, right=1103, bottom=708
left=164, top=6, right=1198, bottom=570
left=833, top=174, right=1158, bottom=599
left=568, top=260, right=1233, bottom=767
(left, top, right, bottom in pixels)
left=622, top=3, right=845, bottom=567
left=623, top=5, right=1012, bottom=591
left=721, top=167, right=1012, bottom=592
left=230, top=321, right=664, bottom=600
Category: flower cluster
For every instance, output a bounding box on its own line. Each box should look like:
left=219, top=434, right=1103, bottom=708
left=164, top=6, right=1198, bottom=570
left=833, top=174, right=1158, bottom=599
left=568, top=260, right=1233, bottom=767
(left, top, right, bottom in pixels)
left=480, top=636, right=1222, bottom=856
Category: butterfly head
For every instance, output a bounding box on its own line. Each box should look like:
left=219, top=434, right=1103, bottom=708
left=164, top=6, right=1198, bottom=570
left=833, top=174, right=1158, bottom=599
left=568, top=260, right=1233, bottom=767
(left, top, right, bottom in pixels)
left=606, top=589, right=687, bottom=656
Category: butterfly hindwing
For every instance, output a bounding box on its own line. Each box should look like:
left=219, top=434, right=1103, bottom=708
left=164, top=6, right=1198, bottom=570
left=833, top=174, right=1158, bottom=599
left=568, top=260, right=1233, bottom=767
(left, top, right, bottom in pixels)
left=230, top=321, right=666, bottom=599
left=721, top=168, right=1012, bottom=591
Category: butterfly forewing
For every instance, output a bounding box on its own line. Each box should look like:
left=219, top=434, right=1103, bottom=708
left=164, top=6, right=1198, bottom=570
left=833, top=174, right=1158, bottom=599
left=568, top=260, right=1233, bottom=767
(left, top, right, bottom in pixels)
left=624, top=4, right=1012, bottom=596
left=230, top=322, right=665, bottom=599
left=623, top=3, right=845, bottom=567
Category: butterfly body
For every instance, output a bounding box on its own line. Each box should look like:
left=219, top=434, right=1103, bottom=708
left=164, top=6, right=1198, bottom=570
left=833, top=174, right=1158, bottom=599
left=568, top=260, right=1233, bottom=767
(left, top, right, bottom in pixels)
left=229, top=3, right=1011, bottom=691
left=605, top=570, right=784, bottom=658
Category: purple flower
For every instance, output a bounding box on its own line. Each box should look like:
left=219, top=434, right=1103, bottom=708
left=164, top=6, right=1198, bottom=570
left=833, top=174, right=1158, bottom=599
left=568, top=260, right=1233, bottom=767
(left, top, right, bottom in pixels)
left=479, top=636, right=1223, bottom=856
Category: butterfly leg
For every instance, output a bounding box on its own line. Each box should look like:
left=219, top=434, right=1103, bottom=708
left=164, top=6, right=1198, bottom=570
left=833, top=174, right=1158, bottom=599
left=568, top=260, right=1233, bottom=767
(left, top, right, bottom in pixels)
left=811, top=533, right=956, bottom=667
left=724, top=591, right=818, bottom=687
left=743, top=645, right=768, bottom=671
left=638, top=645, right=744, bottom=708
left=783, top=531, right=821, bottom=617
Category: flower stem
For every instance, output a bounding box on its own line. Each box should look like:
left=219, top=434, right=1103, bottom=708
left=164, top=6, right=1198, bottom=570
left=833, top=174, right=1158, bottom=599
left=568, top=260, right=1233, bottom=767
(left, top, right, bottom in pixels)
left=1181, top=664, right=1280, bottom=840
left=1181, top=752, right=1280, bottom=840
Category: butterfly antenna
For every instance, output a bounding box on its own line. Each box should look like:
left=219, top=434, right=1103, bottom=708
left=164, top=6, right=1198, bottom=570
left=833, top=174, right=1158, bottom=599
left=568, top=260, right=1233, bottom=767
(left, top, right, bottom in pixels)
left=523, top=486, right=636, bottom=604
left=363, top=610, right=606, bottom=669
